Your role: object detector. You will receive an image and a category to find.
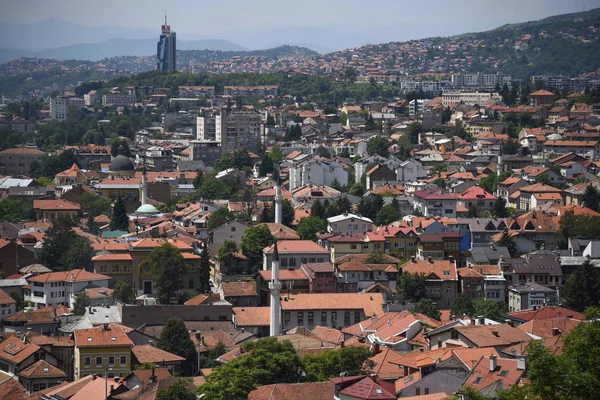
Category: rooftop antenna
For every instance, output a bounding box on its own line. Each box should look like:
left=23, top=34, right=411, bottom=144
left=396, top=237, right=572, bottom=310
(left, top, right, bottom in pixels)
left=165, top=8, right=167, bottom=26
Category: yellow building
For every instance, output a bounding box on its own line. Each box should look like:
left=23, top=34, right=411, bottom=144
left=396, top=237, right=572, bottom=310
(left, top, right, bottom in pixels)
left=74, top=324, right=133, bottom=379
left=364, top=227, right=419, bottom=260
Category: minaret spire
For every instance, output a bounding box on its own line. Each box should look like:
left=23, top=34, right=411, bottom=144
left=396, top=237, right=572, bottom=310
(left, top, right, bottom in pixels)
left=274, top=164, right=282, bottom=224
left=269, top=241, right=282, bottom=336
left=140, top=154, right=148, bottom=206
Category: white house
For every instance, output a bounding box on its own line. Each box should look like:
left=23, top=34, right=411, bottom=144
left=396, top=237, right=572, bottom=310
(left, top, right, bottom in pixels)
left=327, top=213, right=374, bottom=234
left=395, top=159, right=428, bottom=182
left=289, top=158, right=348, bottom=190
left=26, top=269, right=111, bottom=308
left=0, top=288, right=17, bottom=320
left=413, top=189, right=458, bottom=218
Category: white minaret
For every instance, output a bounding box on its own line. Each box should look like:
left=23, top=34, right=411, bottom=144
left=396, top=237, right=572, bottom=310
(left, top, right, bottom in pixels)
left=274, top=182, right=282, bottom=224
left=140, top=158, right=148, bottom=206
left=269, top=242, right=282, bottom=336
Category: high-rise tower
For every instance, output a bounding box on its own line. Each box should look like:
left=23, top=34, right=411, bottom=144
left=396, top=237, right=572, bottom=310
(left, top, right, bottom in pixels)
left=269, top=242, right=282, bottom=336
left=157, top=13, right=176, bottom=71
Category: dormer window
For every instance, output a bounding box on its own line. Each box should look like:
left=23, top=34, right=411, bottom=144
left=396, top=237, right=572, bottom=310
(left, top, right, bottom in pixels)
left=87, top=337, right=92, bottom=342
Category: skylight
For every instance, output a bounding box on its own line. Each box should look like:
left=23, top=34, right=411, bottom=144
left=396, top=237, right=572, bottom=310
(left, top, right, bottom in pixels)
left=375, top=388, right=383, bottom=394
left=474, top=376, right=482, bottom=384
left=111, top=337, right=117, bottom=341
left=87, top=338, right=92, bottom=342
left=499, top=370, right=509, bottom=376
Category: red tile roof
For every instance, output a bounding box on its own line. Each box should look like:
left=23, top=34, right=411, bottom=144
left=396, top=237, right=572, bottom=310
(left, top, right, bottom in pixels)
left=338, top=376, right=396, bottom=399
left=400, top=259, right=458, bottom=280
left=249, top=382, right=334, bottom=400
left=263, top=240, right=328, bottom=254
left=74, top=326, right=133, bottom=348
left=131, top=345, right=185, bottom=364
left=29, top=269, right=109, bottom=283
left=33, top=199, right=81, bottom=211
left=506, top=306, right=585, bottom=322
left=233, top=307, right=271, bottom=327
left=18, top=359, right=67, bottom=378
left=462, top=356, right=524, bottom=392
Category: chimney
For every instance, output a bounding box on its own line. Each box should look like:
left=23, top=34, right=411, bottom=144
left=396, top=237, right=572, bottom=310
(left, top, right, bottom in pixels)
left=491, top=330, right=499, bottom=337
left=372, top=343, right=380, bottom=355
left=428, top=256, right=433, bottom=264
left=489, top=354, right=497, bottom=372
left=149, top=367, right=156, bottom=383
left=552, top=327, right=561, bottom=336
left=448, top=255, right=453, bottom=264
left=516, top=357, right=526, bottom=370
left=411, top=256, right=416, bottom=263
left=103, top=323, right=109, bottom=331
left=505, top=319, right=514, bottom=327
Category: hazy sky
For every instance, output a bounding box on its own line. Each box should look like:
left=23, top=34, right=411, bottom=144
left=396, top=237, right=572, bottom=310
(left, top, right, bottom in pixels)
left=2, top=0, right=600, bottom=50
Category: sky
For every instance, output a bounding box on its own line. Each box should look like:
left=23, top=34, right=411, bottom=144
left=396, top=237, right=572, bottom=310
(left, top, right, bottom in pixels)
left=2, top=0, right=600, bottom=50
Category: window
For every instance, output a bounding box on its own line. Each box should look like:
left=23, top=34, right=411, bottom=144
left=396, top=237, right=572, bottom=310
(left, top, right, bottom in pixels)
left=317, top=258, right=324, bottom=262
left=281, top=258, right=288, bottom=267
left=354, top=311, right=361, bottom=322
left=344, top=312, right=351, bottom=325
left=363, top=243, right=369, bottom=249
left=350, top=244, right=357, bottom=249
left=84, top=357, right=90, bottom=366
left=96, top=357, right=102, bottom=365
left=308, top=312, right=314, bottom=325
left=108, top=372, right=115, bottom=378
left=120, top=356, right=127, bottom=364
left=309, top=258, right=316, bottom=263
left=301, top=258, right=308, bottom=263
left=331, top=312, right=337, bottom=323
left=298, top=312, right=304, bottom=325
left=189, top=279, right=194, bottom=289
left=289, top=258, right=296, bottom=267
left=108, top=356, right=115, bottom=365
left=284, top=312, right=290, bottom=322
left=231, top=227, right=236, bottom=232
left=416, top=388, right=421, bottom=395
left=112, top=265, right=119, bottom=273
left=321, top=312, right=327, bottom=324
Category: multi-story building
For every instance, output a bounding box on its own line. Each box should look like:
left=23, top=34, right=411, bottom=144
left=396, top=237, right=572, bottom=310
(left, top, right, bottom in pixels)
left=281, top=292, right=385, bottom=331
left=49, top=96, right=84, bottom=121
left=157, top=16, right=176, bottom=71
left=289, top=158, right=348, bottom=191
left=84, top=90, right=99, bottom=106
left=300, top=263, right=337, bottom=294
left=223, top=85, right=278, bottom=98
left=189, top=139, right=222, bottom=166
left=327, top=213, right=374, bottom=234
left=196, top=115, right=220, bottom=142
left=102, top=94, right=136, bottom=107
left=25, top=269, right=110, bottom=308
left=543, top=140, right=600, bottom=161
left=73, top=324, right=133, bottom=379
left=441, top=92, right=502, bottom=107
left=219, top=111, right=261, bottom=154
left=413, top=189, right=457, bottom=218
left=0, top=147, right=45, bottom=176
left=144, top=146, right=173, bottom=171
left=416, top=232, right=461, bottom=261
left=451, top=72, right=512, bottom=89
left=263, top=240, right=330, bottom=270
left=178, top=86, right=215, bottom=97
left=0, top=288, right=16, bottom=321
left=508, top=282, right=557, bottom=312
left=400, top=258, right=459, bottom=308
left=61, top=145, right=111, bottom=170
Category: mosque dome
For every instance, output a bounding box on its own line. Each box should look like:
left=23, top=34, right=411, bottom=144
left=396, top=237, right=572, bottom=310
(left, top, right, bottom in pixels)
left=136, top=203, right=159, bottom=215
left=109, top=155, right=134, bottom=172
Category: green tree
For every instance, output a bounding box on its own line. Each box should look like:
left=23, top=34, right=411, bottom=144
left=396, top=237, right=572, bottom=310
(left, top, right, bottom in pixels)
left=157, top=379, right=196, bottom=400
left=64, top=237, right=93, bottom=271
left=260, top=202, right=273, bottom=223
left=335, top=196, right=353, bottom=214
left=0, top=198, right=35, bottom=223
left=114, top=280, right=136, bottom=304
left=413, top=298, right=441, bottom=321
left=375, top=204, right=401, bottom=226
left=497, top=230, right=519, bottom=258
left=581, top=184, right=600, bottom=211
left=269, top=145, right=283, bottom=162
left=197, top=177, right=232, bottom=200
left=208, top=207, right=233, bottom=231
left=473, top=297, right=506, bottom=321
left=296, top=216, right=327, bottom=241
left=9, top=293, right=24, bottom=311
left=451, top=293, right=475, bottom=317
left=158, top=318, right=197, bottom=376
left=217, top=240, right=239, bottom=272
left=148, top=243, right=186, bottom=304
left=199, top=338, right=303, bottom=400
left=241, top=225, right=274, bottom=270
left=36, top=215, right=78, bottom=270
left=562, top=259, right=600, bottom=312
left=397, top=272, right=427, bottom=302
left=311, top=199, right=326, bottom=219
left=197, top=245, right=211, bottom=294
left=303, top=347, right=372, bottom=382
left=467, top=204, right=479, bottom=218
left=282, top=199, right=295, bottom=227
left=193, top=170, right=204, bottom=188
left=110, top=195, right=129, bottom=231
left=493, top=197, right=509, bottom=218
left=367, top=136, right=389, bottom=157
left=316, top=145, right=330, bottom=158
left=73, top=292, right=90, bottom=316
left=79, top=192, right=110, bottom=218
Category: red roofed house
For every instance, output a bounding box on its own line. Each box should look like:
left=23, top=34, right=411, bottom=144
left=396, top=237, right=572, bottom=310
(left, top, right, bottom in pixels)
left=33, top=199, right=81, bottom=222
left=25, top=269, right=110, bottom=308
left=0, top=147, right=45, bottom=176
left=331, top=375, right=396, bottom=400
left=73, top=324, right=133, bottom=379
left=400, top=258, right=458, bottom=308
left=263, top=240, right=330, bottom=270
left=456, top=186, right=497, bottom=212
left=413, top=189, right=457, bottom=218
left=18, top=359, right=67, bottom=394
left=529, top=90, right=554, bottom=106
left=460, top=355, right=525, bottom=398
left=0, top=238, right=36, bottom=277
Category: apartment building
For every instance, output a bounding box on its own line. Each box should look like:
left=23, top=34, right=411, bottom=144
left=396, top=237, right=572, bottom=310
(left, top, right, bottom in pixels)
left=49, top=96, right=85, bottom=121
left=0, top=147, right=45, bottom=176
left=289, top=158, right=348, bottom=191
left=441, top=92, right=502, bottom=107
left=219, top=111, right=261, bottom=154
left=102, top=94, right=136, bottom=107
left=178, top=85, right=216, bottom=97
left=400, top=258, right=459, bottom=308
left=413, top=189, right=458, bottom=218
left=73, top=324, right=133, bottom=379
left=223, top=85, right=278, bottom=98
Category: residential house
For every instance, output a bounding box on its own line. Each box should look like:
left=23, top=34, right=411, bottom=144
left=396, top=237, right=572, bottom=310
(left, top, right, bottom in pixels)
left=500, top=253, right=563, bottom=289
left=221, top=282, right=258, bottom=307
left=517, top=183, right=563, bottom=211
left=249, top=381, right=334, bottom=400
left=416, top=232, right=462, bottom=262
left=520, top=166, right=565, bottom=186
left=327, top=213, right=374, bottom=234
left=281, top=292, right=386, bottom=332
left=508, top=282, right=557, bottom=312
left=318, top=233, right=366, bottom=258
left=73, top=324, right=133, bottom=379
left=400, top=258, right=459, bottom=308
left=255, top=269, right=310, bottom=306
left=263, top=240, right=330, bottom=270
left=289, top=158, right=348, bottom=191
left=207, top=220, right=248, bottom=256
left=0, top=147, right=45, bottom=176
left=543, top=140, right=600, bottom=160
left=495, top=177, right=528, bottom=203
left=18, top=359, right=67, bottom=394
left=364, top=226, right=419, bottom=259
left=459, top=355, right=525, bottom=398
left=130, top=345, right=185, bottom=375
left=300, top=263, right=338, bottom=294
left=466, top=246, right=510, bottom=267
left=0, top=288, right=17, bottom=320
left=0, top=335, right=59, bottom=375
left=33, top=199, right=81, bottom=222
left=25, top=270, right=111, bottom=308
left=331, top=375, right=396, bottom=400
left=413, top=189, right=458, bottom=218
left=0, top=239, right=36, bottom=277
left=335, top=259, right=398, bottom=292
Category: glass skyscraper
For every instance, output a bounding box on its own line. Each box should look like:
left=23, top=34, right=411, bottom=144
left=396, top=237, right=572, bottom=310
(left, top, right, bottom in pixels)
left=157, top=15, right=176, bottom=71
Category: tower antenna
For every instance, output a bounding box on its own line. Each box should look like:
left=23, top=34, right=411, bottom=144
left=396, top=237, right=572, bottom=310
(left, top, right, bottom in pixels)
left=164, top=8, right=167, bottom=25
